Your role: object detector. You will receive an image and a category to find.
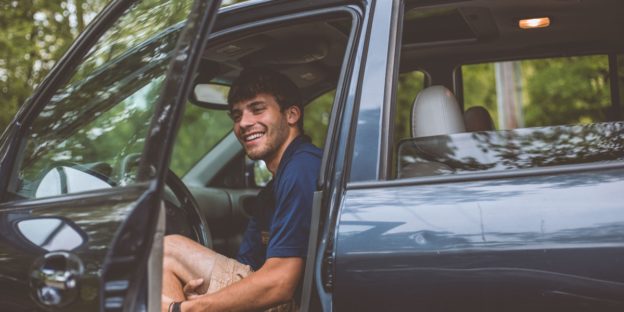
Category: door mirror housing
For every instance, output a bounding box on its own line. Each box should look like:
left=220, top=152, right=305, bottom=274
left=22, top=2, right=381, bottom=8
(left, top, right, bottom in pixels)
left=35, top=165, right=113, bottom=198
left=191, top=83, right=230, bottom=109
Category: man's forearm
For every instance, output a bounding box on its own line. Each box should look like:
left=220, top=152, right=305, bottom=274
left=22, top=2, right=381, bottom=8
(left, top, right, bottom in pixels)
left=181, top=257, right=303, bottom=312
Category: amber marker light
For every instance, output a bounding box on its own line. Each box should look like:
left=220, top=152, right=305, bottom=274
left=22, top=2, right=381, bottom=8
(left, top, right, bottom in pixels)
left=518, top=17, right=550, bottom=29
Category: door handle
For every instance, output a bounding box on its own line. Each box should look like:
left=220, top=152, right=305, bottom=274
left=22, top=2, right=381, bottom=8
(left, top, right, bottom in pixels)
left=30, top=251, right=84, bottom=307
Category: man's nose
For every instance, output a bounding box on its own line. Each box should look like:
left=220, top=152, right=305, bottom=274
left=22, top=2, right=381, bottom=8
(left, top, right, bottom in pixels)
left=239, top=111, right=255, bottom=128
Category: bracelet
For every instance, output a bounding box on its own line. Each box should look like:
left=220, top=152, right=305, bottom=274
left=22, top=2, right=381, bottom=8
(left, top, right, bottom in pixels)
left=172, top=301, right=182, bottom=312
left=168, top=301, right=175, bottom=312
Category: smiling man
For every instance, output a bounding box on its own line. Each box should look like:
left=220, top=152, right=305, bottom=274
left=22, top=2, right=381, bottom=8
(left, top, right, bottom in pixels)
left=162, top=68, right=322, bottom=312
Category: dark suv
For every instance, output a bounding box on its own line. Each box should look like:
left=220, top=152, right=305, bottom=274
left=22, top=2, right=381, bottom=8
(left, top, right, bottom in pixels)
left=1, top=0, right=623, bottom=311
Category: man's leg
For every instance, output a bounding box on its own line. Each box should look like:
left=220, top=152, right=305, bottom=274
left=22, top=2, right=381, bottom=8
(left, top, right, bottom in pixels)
left=162, top=234, right=220, bottom=300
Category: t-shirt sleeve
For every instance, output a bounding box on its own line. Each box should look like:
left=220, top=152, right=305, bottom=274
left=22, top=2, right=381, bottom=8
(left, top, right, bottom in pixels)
left=266, top=152, right=320, bottom=259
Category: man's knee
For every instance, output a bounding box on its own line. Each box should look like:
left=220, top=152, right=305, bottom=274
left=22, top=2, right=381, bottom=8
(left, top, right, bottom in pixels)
left=163, top=234, right=191, bottom=259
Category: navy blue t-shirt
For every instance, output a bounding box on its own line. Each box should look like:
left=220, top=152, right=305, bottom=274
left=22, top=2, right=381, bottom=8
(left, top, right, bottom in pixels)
left=237, top=136, right=322, bottom=270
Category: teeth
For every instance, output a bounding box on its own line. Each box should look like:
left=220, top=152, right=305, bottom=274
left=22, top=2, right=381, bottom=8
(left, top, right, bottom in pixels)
left=245, top=132, right=264, bottom=141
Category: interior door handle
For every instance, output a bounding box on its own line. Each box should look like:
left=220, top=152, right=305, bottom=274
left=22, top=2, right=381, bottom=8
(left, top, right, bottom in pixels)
left=30, top=251, right=84, bottom=307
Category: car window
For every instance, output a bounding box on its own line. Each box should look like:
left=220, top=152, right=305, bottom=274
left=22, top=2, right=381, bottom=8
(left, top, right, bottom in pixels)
left=393, top=2, right=624, bottom=180
left=170, top=104, right=231, bottom=177
left=395, top=71, right=426, bottom=142
left=462, top=55, right=614, bottom=129
left=9, top=0, right=193, bottom=200
left=305, top=90, right=336, bottom=149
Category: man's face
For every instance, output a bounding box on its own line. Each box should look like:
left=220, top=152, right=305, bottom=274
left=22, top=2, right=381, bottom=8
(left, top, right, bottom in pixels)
left=230, top=93, right=290, bottom=161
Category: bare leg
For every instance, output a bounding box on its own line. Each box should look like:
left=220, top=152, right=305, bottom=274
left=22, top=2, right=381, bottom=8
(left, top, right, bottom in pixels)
left=162, top=234, right=220, bottom=300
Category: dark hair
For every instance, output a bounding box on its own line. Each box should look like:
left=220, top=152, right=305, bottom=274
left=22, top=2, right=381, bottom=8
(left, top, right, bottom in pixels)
left=228, top=67, right=304, bottom=131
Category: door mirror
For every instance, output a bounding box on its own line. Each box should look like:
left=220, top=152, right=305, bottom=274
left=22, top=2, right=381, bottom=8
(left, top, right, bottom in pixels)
left=16, top=217, right=86, bottom=251
left=191, top=83, right=230, bottom=108
left=35, top=165, right=113, bottom=198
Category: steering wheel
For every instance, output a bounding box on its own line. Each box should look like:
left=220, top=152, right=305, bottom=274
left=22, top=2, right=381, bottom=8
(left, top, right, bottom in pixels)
left=163, top=169, right=213, bottom=248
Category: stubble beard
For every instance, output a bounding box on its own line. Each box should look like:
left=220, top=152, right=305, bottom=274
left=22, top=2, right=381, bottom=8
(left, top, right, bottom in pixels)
left=245, top=119, right=290, bottom=161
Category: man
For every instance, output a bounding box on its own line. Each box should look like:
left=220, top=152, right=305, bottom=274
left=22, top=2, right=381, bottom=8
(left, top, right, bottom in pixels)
left=162, top=68, right=322, bottom=312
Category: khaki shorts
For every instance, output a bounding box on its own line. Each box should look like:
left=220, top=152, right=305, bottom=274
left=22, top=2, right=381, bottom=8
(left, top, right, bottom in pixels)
left=208, top=253, right=298, bottom=312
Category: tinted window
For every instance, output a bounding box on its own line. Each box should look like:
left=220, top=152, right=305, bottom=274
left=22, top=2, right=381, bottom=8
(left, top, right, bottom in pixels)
left=171, top=105, right=231, bottom=176
left=10, top=0, right=193, bottom=200
left=395, top=54, right=623, bottom=179
left=398, top=122, right=624, bottom=178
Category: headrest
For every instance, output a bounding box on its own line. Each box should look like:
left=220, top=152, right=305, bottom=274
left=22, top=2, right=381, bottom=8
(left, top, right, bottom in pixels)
left=411, top=85, right=465, bottom=137
left=464, top=106, right=495, bottom=132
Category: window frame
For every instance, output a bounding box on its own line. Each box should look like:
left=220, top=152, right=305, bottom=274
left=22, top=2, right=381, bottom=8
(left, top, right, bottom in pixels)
left=372, top=4, right=624, bottom=188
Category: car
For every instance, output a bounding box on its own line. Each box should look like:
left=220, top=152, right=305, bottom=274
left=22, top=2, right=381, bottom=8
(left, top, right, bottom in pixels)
left=0, top=0, right=623, bottom=311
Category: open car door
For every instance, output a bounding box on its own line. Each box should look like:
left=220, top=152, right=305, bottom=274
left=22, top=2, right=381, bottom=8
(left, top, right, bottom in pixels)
left=0, top=0, right=221, bottom=311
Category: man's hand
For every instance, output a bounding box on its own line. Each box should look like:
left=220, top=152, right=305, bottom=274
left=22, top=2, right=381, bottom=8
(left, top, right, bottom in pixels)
left=182, top=257, right=303, bottom=311
left=183, top=278, right=205, bottom=300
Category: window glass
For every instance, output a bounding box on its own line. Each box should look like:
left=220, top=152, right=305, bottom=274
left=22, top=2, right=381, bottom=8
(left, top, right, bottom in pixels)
left=395, top=55, right=624, bottom=179
left=462, top=55, right=612, bottom=129
left=170, top=105, right=231, bottom=176
left=305, top=90, right=335, bottom=148
left=395, top=71, right=426, bottom=142
left=11, top=0, right=193, bottom=200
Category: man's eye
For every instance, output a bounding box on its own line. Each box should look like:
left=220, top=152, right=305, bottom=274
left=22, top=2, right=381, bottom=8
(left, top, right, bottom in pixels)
left=252, top=107, right=265, bottom=114
left=229, top=113, right=241, bottom=121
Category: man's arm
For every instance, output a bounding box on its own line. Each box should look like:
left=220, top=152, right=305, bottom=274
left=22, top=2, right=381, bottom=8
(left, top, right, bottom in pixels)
left=181, top=257, right=304, bottom=312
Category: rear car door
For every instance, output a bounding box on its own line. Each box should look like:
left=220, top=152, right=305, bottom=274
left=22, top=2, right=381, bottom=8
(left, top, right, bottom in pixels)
left=0, top=0, right=221, bottom=310
left=332, top=0, right=624, bottom=311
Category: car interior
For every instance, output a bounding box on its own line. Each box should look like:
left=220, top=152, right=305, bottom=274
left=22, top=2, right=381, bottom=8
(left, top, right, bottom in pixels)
left=394, top=0, right=624, bottom=180
left=176, top=0, right=624, bottom=255
left=172, top=12, right=354, bottom=256
left=9, top=0, right=623, bottom=274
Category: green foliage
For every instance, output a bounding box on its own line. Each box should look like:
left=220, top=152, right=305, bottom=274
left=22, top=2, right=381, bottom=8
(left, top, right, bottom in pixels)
left=305, top=91, right=335, bottom=148
left=12, top=0, right=196, bottom=198
left=0, top=0, right=109, bottom=131
left=171, top=105, right=232, bottom=176
left=395, top=71, right=426, bottom=141
left=523, top=55, right=611, bottom=126
left=462, top=55, right=617, bottom=129
left=462, top=63, right=499, bottom=126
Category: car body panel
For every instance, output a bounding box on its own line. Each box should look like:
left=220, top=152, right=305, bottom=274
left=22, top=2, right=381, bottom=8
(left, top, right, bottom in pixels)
left=0, top=186, right=148, bottom=311
left=335, top=167, right=624, bottom=311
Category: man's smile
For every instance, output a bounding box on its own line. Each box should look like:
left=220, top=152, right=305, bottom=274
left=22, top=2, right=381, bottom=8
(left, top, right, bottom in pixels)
left=244, top=131, right=266, bottom=142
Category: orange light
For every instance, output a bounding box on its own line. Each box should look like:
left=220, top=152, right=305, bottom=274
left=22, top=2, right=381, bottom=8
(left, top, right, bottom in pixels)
left=518, top=17, right=550, bottom=29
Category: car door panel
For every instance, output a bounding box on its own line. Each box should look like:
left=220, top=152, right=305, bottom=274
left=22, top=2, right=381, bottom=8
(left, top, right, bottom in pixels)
left=0, top=0, right=223, bottom=310
left=0, top=185, right=148, bottom=311
left=336, top=168, right=624, bottom=311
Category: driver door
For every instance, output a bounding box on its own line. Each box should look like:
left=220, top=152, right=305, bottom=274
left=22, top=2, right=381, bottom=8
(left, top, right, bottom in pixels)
left=0, top=0, right=221, bottom=311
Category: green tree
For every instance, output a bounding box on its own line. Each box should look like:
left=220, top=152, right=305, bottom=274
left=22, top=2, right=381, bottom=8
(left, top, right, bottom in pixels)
left=0, top=0, right=109, bottom=131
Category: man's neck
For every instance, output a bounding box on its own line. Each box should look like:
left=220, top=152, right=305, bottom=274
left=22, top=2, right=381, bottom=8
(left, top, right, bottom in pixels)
left=265, top=130, right=300, bottom=175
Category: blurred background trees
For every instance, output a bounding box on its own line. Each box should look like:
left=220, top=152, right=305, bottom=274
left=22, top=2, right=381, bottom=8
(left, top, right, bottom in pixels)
left=0, top=0, right=245, bottom=132
left=0, top=0, right=108, bottom=130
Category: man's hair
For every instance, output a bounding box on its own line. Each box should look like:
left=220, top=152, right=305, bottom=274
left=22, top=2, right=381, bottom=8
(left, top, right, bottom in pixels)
left=228, top=67, right=304, bottom=131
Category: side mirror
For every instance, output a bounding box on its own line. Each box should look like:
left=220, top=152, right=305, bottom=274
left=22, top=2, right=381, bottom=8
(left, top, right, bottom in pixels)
left=35, top=165, right=113, bottom=198
left=16, top=217, right=86, bottom=251
left=191, top=83, right=230, bottom=109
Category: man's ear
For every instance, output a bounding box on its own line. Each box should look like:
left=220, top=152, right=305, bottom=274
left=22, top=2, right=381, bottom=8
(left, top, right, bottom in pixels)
left=285, top=105, right=301, bottom=126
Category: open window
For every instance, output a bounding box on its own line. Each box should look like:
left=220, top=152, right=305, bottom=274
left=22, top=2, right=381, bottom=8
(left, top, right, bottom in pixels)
left=171, top=8, right=355, bottom=259
left=393, top=0, right=624, bottom=180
